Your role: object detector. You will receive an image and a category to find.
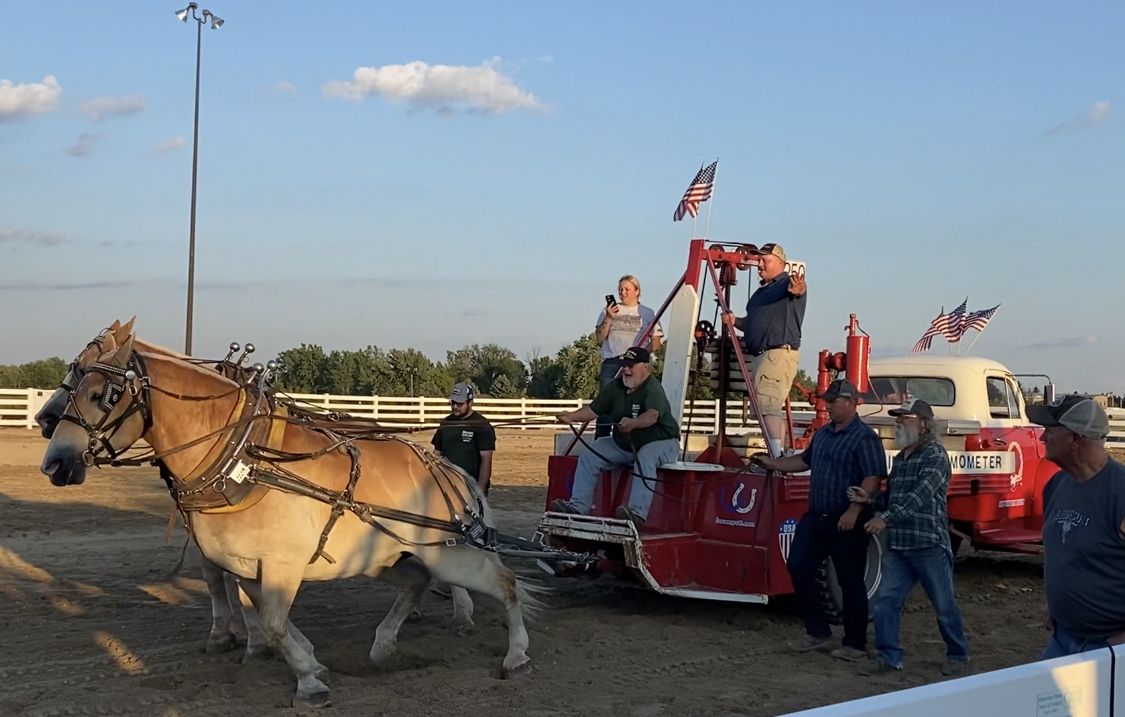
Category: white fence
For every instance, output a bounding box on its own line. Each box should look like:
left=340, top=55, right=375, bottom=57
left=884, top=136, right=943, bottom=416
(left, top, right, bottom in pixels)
left=779, top=645, right=1120, bottom=716
left=5, top=388, right=1125, bottom=445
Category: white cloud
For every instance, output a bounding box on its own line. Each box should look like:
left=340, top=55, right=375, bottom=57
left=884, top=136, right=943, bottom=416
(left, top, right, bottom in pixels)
left=0, top=227, right=69, bottom=246
left=323, top=58, right=542, bottom=115
left=1045, top=101, right=1114, bottom=136
left=79, top=94, right=146, bottom=121
left=156, top=136, right=186, bottom=153
left=276, top=81, right=297, bottom=93
left=0, top=75, right=62, bottom=122
left=68, top=133, right=101, bottom=157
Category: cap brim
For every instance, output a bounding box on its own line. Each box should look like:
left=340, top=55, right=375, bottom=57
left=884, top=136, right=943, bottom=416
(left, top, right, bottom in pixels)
left=887, top=408, right=914, bottom=416
left=1026, top=404, right=1061, bottom=427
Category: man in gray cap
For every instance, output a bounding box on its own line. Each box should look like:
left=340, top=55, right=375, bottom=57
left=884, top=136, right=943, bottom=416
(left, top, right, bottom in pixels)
left=432, top=382, right=496, bottom=495
left=1029, top=394, right=1125, bottom=659
left=723, top=242, right=807, bottom=457
left=752, top=378, right=887, bottom=662
left=848, top=398, right=969, bottom=677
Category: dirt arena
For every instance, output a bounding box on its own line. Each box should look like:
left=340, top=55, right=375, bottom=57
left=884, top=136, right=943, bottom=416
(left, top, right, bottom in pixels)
left=1, top=428, right=1058, bottom=717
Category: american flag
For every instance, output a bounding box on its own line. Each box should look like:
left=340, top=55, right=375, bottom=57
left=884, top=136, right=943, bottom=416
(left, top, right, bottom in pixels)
left=963, top=304, right=1000, bottom=332
left=912, top=310, right=950, bottom=353
left=673, top=160, right=718, bottom=221
left=943, top=298, right=969, bottom=343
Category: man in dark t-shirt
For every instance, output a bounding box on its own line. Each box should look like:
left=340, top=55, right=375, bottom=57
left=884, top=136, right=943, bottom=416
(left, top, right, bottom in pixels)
left=432, top=383, right=496, bottom=495
left=1030, top=394, right=1125, bottom=660
left=552, top=346, right=681, bottom=528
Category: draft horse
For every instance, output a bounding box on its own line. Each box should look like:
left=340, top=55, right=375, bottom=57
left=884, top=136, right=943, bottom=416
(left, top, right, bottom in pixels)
left=41, top=330, right=540, bottom=707
left=34, top=321, right=478, bottom=664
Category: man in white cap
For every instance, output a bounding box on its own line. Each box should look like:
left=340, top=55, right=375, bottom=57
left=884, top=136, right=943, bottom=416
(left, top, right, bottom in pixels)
left=432, top=382, right=496, bottom=495
left=723, top=242, right=807, bottom=457
left=1029, top=394, right=1125, bottom=659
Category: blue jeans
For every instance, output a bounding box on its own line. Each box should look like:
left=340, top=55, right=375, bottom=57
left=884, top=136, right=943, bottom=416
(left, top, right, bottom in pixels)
left=569, top=436, right=680, bottom=520
left=786, top=510, right=873, bottom=651
left=594, top=359, right=622, bottom=439
left=873, top=546, right=969, bottom=667
left=1039, top=625, right=1110, bottom=661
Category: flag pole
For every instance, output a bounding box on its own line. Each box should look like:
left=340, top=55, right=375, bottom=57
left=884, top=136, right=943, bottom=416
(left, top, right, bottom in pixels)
left=964, top=305, right=1001, bottom=356
left=701, top=157, right=718, bottom=240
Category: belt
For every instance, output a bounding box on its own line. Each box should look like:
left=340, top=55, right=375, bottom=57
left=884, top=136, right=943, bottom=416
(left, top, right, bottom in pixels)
left=749, top=344, right=796, bottom=357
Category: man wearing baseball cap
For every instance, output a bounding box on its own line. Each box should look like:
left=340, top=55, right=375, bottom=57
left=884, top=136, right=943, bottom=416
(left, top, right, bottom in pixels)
left=1029, top=394, right=1125, bottom=659
left=432, top=383, right=496, bottom=495
left=722, top=242, right=807, bottom=458
left=552, top=346, right=681, bottom=528
left=848, top=398, right=970, bottom=677
left=752, top=378, right=887, bottom=662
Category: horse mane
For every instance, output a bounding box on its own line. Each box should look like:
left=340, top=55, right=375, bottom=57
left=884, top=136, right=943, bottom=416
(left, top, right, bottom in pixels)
left=138, top=350, right=244, bottom=388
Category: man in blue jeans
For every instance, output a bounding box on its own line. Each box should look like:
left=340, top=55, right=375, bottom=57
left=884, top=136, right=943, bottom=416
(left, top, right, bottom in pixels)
left=848, top=398, right=970, bottom=677
left=752, top=378, right=887, bottom=662
left=1029, top=395, right=1125, bottom=660
left=552, top=346, right=681, bottom=528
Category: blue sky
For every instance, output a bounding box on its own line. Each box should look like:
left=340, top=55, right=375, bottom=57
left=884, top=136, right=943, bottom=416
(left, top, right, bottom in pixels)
left=1, top=1, right=1122, bottom=394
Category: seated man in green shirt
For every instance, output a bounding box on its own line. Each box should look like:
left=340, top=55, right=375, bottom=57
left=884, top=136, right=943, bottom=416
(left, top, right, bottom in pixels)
left=552, top=346, right=681, bottom=527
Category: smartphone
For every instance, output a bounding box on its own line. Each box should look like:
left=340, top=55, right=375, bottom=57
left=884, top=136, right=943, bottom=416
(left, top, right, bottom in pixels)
left=605, top=294, right=617, bottom=307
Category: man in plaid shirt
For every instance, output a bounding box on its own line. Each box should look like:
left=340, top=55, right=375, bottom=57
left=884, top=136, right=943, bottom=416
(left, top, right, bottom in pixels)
left=849, top=398, right=970, bottom=677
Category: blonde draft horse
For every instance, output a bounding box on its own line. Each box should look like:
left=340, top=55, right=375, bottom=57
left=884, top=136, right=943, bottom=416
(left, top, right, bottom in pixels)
left=34, top=321, right=479, bottom=669
left=41, top=333, right=543, bottom=708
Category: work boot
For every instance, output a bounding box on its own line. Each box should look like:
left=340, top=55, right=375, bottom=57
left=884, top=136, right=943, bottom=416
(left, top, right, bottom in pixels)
left=940, top=658, right=970, bottom=677
left=831, top=646, right=867, bottom=662
left=615, top=505, right=646, bottom=528
left=856, top=658, right=902, bottom=676
left=795, top=633, right=834, bottom=652
left=551, top=499, right=580, bottom=514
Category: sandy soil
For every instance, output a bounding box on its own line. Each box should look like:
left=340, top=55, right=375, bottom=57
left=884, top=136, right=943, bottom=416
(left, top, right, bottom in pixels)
left=0, top=428, right=1055, bottom=717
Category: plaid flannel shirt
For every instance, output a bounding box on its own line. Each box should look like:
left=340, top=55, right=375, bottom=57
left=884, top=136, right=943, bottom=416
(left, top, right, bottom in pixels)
left=873, top=438, right=952, bottom=552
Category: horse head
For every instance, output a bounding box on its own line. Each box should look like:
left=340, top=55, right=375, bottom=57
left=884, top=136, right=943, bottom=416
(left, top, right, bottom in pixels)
left=40, top=332, right=152, bottom=486
left=35, top=318, right=133, bottom=438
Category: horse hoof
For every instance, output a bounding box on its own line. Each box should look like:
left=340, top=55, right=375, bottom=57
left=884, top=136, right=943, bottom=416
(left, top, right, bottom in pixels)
left=292, top=691, right=331, bottom=709
left=206, top=633, right=239, bottom=654
left=503, top=658, right=532, bottom=680
left=368, top=642, right=396, bottom=663
left=451, top=618, right=475, bottom=637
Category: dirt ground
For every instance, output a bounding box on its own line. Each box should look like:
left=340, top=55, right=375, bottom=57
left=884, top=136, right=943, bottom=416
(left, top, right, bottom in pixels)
left=0, top=428, right=1057, bottom=717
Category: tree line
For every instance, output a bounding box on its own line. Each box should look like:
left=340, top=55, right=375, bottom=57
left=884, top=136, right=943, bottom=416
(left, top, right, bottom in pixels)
left=1, top=333, right=815, bottom=402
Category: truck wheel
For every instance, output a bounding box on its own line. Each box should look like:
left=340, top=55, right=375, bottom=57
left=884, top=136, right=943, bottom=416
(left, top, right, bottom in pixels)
left=816, top=533, right=885, bottom=625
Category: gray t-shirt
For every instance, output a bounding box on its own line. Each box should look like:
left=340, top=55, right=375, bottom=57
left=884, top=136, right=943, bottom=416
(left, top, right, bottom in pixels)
left=1042, top=457, right=1125, bottom=640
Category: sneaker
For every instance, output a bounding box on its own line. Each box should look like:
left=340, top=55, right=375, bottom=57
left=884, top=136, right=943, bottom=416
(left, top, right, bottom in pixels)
left=615, top=505, right=646, bottom=528
left=857, top=658, right=902, bottom=676
left=551, top=499, right=580, bottom=514
left=831, top=646, right=867, bottom=662
left=796, top=634, right=834, bottom=652
left=941, top=658, right=970, bottom=677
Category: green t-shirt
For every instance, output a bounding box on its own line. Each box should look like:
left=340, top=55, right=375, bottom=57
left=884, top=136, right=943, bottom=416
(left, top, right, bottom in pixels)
left=589, top=375, right=680, bottom=449
left=431, top=411, right=496, bottom=479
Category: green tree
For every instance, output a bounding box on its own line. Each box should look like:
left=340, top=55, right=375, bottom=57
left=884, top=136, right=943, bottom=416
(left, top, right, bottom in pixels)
left=526, top=348, right=563, bottom=399
left=553, top=333, right=602, bottom=399
left=0, top=364, right=26, bottom=389
left=445, top=343, right=527, bottom=396
left=274, top=344, right=327, bottom=393
left=386, top=348, right=452, bottom=397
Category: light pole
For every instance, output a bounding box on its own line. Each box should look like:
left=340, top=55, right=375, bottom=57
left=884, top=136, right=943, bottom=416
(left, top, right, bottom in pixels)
left=175, top=2, right=223, bottom=356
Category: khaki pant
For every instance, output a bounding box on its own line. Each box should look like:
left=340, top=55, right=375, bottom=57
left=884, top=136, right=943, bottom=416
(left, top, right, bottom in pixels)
left=748, top=347, right=800, bottom=416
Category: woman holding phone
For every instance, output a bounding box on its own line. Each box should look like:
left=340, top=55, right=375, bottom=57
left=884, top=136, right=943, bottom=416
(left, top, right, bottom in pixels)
left=593, top=275, right=663, bottom=436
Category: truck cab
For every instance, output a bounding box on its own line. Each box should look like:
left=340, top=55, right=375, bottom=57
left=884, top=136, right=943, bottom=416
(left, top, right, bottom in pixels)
left=856, top=354, right=1058, bottom=552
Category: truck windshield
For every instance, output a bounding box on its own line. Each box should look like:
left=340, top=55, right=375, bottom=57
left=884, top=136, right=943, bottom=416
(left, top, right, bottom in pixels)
left=861, top=377, right=956, bottom=407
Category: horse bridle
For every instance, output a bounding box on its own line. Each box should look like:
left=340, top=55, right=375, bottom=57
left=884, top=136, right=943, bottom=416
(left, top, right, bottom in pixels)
left=59, top=352, right=154, bottom=467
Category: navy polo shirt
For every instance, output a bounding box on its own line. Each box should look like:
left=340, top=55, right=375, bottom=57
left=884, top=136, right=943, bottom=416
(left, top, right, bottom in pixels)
left=798, top=414, right=887, bottom=514
left=743, top=273, right=806, bottom=355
